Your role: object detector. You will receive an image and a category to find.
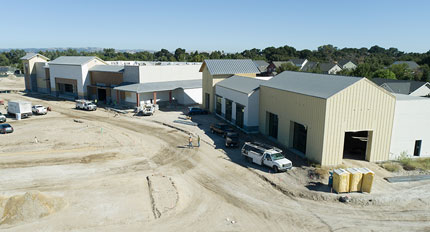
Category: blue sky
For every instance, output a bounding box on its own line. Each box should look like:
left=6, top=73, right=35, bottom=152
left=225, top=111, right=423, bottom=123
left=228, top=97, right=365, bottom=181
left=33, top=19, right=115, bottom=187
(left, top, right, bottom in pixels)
left=1, top=0, right=429, bottom=52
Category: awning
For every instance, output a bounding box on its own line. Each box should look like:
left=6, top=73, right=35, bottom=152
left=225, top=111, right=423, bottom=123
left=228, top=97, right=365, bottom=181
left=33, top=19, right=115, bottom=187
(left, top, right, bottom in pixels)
left=113, top=79, right=201, bottom=93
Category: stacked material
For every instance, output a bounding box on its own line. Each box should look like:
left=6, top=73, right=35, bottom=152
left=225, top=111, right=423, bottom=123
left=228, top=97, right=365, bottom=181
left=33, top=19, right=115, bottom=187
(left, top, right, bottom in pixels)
left=333, top=169, right=350, bottom=193
left=347, top=168, right=363, bottom=192
left=358, top=168, right=375, bottom=193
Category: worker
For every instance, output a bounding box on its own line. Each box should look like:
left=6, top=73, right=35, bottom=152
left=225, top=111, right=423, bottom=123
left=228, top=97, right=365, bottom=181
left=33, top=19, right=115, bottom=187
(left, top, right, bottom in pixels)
left=197, top=135, right=200, bottom=147
left=188, top=136, right=193, bottom=148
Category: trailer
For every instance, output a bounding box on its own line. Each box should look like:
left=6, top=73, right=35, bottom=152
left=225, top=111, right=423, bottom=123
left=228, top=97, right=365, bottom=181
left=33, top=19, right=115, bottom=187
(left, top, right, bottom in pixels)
left=7, top=100, right=32, bottom=118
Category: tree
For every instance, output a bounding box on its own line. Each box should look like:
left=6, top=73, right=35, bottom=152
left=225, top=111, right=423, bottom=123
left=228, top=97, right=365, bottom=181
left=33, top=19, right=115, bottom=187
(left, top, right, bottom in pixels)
left=174, top=48, right=186, bottom=61
left=277, top=63, right=300, bottom=73
left=389, top=63, right=414, bottom=80
left=373, top=69, right=396, bottom=79
left=0, top=54, right=10, bottom=66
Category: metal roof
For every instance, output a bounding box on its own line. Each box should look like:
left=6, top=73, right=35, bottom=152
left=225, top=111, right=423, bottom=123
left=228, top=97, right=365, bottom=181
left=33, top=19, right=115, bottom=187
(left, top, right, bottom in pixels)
left=271, top=61, right=289, bottom=68
left=319, top=62, right=340, bottom=72
left=392, top=61, right=420, bottom=70
left=393, top=93, right=430, bottom=101
left=261, top=71, right=362, bottom=99
left=253, top=60, right=269, bottom=72
left=301, top=61, right=318, bottom=71
left=372, top=78, right=428, bottom=94
left=338, top=60, right=356, bottom=67
left=216, top=75, right=266, bottom=94
left=201, top=59, right=260, bottom=75
left=289, top=59, right=307, bottom=66
left=89, top=65, right=124, bottom=73
left=20, top=53, right=49, bottom=61
left=49, top=56, right=103, bottom=65
left=113, top=79, right=201, bottom=93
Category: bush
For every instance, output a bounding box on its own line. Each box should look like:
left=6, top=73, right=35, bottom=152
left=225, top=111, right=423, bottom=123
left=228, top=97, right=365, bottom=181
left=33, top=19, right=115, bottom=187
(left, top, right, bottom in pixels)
left=397, top=152, right=430, bottom=171
left=382, top=162, right=402, bottom=172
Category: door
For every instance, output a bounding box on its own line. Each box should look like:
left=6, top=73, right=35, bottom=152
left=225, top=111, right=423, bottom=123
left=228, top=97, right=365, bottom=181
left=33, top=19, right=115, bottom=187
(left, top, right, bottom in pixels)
left=98, top=88, right=107, bottom=102
left=205, top=93, right=210, bottom=110
left=225, top=99, right=232, bottom=121
left=268, top=112, right=278, bottom=139
left=235, top=104, right=244, bottom=128
left=414, top=140, right=422, bottom=156
left=262, top=153, right=272, bottom=166
left=293, top=122, right=307, bottom=154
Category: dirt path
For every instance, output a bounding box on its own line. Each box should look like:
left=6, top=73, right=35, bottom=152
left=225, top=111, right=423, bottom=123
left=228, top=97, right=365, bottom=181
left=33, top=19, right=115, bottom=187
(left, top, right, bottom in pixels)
left=0, top=92, right=429, bottom=231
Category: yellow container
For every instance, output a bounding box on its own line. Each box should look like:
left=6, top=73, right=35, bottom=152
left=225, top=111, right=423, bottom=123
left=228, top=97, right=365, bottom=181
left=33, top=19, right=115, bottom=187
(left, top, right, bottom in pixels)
left=358, top=168, right=374, bottom=193
left=346, top=168, right=363, bottom=192
left=332, top=169, right=350, bottom=193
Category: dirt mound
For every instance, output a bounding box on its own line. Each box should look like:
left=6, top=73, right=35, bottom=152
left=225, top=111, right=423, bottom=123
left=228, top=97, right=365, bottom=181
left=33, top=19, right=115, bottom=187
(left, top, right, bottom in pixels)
left=0, top=191, right=66, bottom=225
left=147, top=175, right=178, bottom=219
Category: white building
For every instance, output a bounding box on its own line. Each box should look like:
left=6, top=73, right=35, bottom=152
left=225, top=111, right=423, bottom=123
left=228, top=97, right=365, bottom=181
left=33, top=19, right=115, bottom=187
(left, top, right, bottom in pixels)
left=48, top=56, right=106, bottom=99
left=214, top=76, right=266, bottom=133
left=390, top=94, right=430, bottom=159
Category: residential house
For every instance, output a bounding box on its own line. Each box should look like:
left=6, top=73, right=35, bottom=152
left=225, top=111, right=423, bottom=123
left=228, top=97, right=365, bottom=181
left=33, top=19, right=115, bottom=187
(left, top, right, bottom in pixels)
left=319, top=62, right=342, bottom=74
left=391, top=61, right=420, bottom=70
left=337, top=60, right=357, bottom=70
left=372, top=78, right=430, bottom=97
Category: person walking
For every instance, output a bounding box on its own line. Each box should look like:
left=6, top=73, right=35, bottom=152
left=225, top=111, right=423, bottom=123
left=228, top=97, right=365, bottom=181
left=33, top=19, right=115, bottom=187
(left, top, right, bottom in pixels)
left=197, top=135, right=200, bottom=147
left=188, top=136, right=193, bottom=148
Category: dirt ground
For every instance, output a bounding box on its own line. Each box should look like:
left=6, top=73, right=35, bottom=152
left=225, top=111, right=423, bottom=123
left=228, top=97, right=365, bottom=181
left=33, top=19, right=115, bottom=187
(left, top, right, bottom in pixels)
left=0, top=76, right=429, bottom=231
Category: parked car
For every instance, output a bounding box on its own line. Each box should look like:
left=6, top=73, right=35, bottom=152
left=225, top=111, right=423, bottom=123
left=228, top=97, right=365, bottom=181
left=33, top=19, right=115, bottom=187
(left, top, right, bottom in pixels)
left=0, top=123, right=13, bottom=134
left=225, top=132, right=239, bottom=147
left=241, top=141, right=292, bottom=172
left=32, top=105, right=48, bottom=115
left=210, top=122, right=234, bottom=137
left=187, top=107, right=208, bottom=115
left=75, top=100, right=97, bottom=111
left=7, top=100, right=32, bottom=118
left=0, top=112, right=6, bottom=123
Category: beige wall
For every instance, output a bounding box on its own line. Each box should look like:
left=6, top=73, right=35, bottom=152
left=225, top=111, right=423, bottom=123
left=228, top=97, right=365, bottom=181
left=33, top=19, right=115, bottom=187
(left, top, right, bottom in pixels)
left=22, top=56, right=48, bottom=91
left=322, top=79, right=395, bottom=165
left=259, top=78, right=396, bottom=166
left=201, top=65, right=256, bottom=112
left=259, top=86, right=327, bottom=163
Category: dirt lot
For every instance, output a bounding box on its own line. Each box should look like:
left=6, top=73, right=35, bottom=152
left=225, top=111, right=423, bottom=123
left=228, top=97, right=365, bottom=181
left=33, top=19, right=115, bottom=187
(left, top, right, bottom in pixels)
left=0, top=77, right=429, bottom=231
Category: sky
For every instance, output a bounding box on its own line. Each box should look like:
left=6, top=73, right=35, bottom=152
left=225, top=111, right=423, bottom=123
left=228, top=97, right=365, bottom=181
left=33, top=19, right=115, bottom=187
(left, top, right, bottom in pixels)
left=1, top=0, right=429, bottom=53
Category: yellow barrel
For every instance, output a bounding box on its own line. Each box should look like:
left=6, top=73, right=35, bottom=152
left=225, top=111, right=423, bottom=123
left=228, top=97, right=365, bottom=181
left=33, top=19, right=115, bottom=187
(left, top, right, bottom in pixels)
left=358, top=168, right=374, bottom=193
left=332, top=169, right=350, bottom=193
left=346, top=168, right=363, bottom=192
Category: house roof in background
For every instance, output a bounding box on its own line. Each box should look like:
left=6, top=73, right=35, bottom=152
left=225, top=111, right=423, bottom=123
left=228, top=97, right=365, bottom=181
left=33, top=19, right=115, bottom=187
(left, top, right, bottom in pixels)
left=301, top=61, right=318, bottom=71
left=261, top=71, right=362, bottom=99
left=200, top=59, right=260, bottom=75
left=49, top=56, right=106, bottom=65
left=20, top=53, right=49, bottom=61
left=373, top=78, right=429, bottom=94
left=89, top=65, right=124, bottom=73
left=289, top=59, right=307, bottom=66
left=216, top=75, right=266, bottom=94
left=338, top=60, right=356, bottom=66
left=391, top=61, right=420, bottom=70
left=319, top=62, right=339, bottom=72
left=253, top=60, right=269, bottom=72
left=271, top=61, right=289, bottom=68
left=113, top=79, right=201, bottom=93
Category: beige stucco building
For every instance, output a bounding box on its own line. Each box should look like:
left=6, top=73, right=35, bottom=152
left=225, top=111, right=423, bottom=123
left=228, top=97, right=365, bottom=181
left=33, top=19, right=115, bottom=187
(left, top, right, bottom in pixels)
left=200, top=59, right=260, bottom=112
left=259, top=71, right=396, bottom=166
left=20, top=53, right=50, bottom=92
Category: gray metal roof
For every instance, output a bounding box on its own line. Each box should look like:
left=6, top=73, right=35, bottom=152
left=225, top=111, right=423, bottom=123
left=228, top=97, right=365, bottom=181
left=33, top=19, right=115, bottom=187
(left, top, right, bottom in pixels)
left=261, top=71, right=362, bottom=99
left=289, top=59, right=307, bottom=66
left=89, top=65, right=124, bottom=73
left=393, top=93, right=430, bottom=101
left=49, top=56, right=101, bottom=65
left=271, top=61, right=289, bottom=68
left=253, top=60, right=269, bottom=72
left=216, top=75, right=266, bottom=94
left=301, top=61, right=318, bottom=71
left=392, top=61, right=420, bottom=70
left=114, top=79, right=201, bottom=93
left=20, top=53, right=49, bottom=60
left=338, top=60, right=356, bottom=67
left=202, top=59, right=260, bottom=75
left=372, top=78, right=428, bottom=94
left=319, top=62, right=339, bottom=73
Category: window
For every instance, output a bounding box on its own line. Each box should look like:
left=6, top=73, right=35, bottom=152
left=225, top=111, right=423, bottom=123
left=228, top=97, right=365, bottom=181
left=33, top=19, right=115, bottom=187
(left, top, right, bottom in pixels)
left=235, top=103, right=244, bottom=128
left=216, top=95, right=222, bottom=115
left=225, top=99, right=233, bottom=121
left=414, top=140, right=422, bottom=156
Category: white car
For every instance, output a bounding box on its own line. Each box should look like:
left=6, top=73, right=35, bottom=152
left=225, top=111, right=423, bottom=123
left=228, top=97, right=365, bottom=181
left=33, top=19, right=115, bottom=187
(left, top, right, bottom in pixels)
left=32, top=105, right=48, bottom=115
left=0, top=113, right=6, bottom=123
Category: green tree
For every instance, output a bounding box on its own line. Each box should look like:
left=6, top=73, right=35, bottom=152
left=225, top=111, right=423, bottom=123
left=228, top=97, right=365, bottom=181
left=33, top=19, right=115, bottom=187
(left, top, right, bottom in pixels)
left=373, top=69, right=396, bottom=79
left=0, top=54, right=10, bottom=66
left=277, top=63, right=300, bottom=73
left=389, top=63, right=414, bottom=80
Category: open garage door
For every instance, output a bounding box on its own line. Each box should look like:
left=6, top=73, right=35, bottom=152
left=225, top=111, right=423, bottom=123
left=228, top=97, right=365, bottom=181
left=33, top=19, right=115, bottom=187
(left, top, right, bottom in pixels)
left=343, top=131, right=371, bottom=160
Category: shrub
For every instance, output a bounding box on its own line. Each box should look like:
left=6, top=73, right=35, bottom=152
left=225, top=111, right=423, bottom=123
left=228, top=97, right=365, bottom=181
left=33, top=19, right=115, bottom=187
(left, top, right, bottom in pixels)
left=382, top=162, right=402, bottom=172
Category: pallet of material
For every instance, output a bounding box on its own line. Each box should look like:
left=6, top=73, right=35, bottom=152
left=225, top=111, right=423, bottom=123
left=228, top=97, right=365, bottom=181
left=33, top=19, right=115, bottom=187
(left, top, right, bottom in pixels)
left=332, top=169, right=350, bottom=193
left=346, top=168, right=363, bottom=192
left=358, top=168, right=374, bottom=193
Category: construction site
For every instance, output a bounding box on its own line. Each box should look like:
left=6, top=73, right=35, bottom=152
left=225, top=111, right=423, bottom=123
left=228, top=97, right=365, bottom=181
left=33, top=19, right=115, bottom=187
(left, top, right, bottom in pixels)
left=0, top=75, right=430, bottom=232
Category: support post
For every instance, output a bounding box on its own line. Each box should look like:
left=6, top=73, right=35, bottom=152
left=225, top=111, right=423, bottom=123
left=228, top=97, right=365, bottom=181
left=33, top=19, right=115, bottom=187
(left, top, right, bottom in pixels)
left=169, top=90, right=172, bottom=103
left=153, top=92, right=157, bottom=105
left=116, top=90, right=120, bottom=105
left=136, top=92, right=140, bottom=107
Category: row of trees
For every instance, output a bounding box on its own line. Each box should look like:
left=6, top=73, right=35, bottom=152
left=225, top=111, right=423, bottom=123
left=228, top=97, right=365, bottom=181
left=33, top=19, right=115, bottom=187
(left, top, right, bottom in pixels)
left=1, top=45, right=429, bottom=80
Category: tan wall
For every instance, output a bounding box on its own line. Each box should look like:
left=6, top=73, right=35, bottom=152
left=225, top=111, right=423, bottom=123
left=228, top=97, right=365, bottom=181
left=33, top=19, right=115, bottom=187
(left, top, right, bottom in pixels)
left=322, top=79, right=395, bottom=165
left=90, top=71, right=123, bottom=86
left=259, top=86, right=327, bottom=163
left=22, top=57, right=48, bottom=91
left=201, top=65, right=256, bottom=112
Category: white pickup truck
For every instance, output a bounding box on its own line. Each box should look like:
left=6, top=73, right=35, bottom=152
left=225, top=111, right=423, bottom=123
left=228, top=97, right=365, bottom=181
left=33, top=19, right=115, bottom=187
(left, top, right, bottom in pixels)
left=241, top=142, right=293, bottom=172
left=75, top=100, right=97, bottom=111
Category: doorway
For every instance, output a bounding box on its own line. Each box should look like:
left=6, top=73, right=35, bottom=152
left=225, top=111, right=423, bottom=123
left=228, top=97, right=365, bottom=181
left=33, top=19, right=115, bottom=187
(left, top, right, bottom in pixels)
left=225, top=99, right=233, bottom=121
left=343, top=131, right=369, bottom=160
left=414, top=140, right=422, bottom=156
left=267, top=112, right=278, bottom=139
left=205, top=93, right=210, bottom=110
left=98, top=88, right=107, bottom=102
left=293, top=122, right=307, bottom=154
left=235, top=103, right=244, bottom=128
